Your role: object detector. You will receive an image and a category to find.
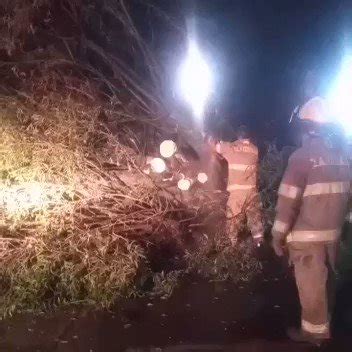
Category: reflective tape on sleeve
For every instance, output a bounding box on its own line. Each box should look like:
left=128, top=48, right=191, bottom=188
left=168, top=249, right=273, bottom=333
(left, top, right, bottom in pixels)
left=272, top=220, right=289, bottom=234
left=278, top=183, right=302, bottom=199
left=303, top=182, right=350, bottom=197
left=227, top=184, right=255, bottom=191
left=286, top=229, right=340, bottom=243
left=233, top=145, right=258, bottom=155
left=228, top=164, right=256, bottom=171
left=302, top=320, right=329, bottom=335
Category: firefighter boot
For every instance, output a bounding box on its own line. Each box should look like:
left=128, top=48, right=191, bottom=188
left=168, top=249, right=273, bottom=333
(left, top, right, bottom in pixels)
left=287, top=327, right=330, bottom=346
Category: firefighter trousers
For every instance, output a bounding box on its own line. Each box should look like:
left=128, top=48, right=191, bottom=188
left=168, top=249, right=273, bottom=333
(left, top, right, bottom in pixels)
left=288, top=241, right=337, bottom=338
left=227, top=190, right=264, bottom=244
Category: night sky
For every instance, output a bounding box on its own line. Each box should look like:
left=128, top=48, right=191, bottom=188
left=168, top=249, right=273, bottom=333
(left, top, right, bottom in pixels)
left=180, top=0, right=352, bottom=145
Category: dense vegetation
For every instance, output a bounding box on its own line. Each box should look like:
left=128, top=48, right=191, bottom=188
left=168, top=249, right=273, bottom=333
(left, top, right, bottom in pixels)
left=0, top=0, right=286, bottom=316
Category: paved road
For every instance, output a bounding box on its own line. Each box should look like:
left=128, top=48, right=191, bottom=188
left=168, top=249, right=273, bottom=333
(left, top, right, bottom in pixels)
left=0, top=252, right=351, bottom=351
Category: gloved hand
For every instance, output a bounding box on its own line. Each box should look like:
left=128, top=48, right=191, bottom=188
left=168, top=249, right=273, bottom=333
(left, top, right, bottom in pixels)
left=272, top=237, right=285, bottom=257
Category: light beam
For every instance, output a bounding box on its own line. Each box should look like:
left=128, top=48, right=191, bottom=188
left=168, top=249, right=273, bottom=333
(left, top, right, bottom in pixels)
left=178, top=40, right=213, bottom=120
left=327, top=55, right=352, bottom=136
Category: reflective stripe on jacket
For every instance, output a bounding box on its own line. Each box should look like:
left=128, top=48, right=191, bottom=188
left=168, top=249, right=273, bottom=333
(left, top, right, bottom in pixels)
left=218, top=139, right=258, bottom=192
left=273, top=136, right=351, bottom=243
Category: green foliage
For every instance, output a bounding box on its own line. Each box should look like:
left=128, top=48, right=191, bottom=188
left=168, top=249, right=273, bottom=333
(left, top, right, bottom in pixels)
left=185, top=232, right=262, bottom=283
left=0, top=0, right=281, bottom=318
left=1, top=92, right=288, bottom=316
left=150, top=270, right=183, bottom=299
left=0, top=75, right=292, bottom=317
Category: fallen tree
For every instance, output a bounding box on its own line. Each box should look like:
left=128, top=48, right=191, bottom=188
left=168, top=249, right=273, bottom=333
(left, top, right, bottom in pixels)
left=0, top=0, right=267, bottom=316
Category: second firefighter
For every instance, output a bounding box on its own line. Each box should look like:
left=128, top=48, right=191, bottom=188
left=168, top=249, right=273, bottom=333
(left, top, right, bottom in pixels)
left=217, top=125, right=264, bottom=246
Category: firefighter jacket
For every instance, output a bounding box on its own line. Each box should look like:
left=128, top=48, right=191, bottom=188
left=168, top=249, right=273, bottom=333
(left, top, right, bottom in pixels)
left=273, top=136, right=351, bottom=243
left=218, top=139, right=263, bottom=239
left=218, top=139, right=258, bottom=192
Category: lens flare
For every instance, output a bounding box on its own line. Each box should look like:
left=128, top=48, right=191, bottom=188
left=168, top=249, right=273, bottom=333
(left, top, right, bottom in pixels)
left=178, top=40, right=213, bottom=118
left=150, top=158, right=166, bottom=173
left=197, top=172, right=208, bottom=184
left=327, top=55, right=352, bottom=136
left=177, top=178, right=191, bottom=191
left=160, top=140, right=177, bottom=158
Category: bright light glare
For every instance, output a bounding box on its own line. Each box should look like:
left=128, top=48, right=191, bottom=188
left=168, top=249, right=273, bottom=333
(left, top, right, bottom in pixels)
left=178, top=40, right=212, bottom=118
left=327, top=55, right=352, bottom=136
left=177, top=179, right=191, bottom=191
left=150, top=157, right=166, bottom=173
left=0, top=182, right=67, bottom=215
left=197, top=172, right=208, bottom=184
left=160, top=140, right=177, bottom=158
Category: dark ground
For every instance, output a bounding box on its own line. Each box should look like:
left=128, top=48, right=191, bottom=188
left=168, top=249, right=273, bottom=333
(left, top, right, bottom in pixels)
left=1, top=246, right=352, bottom=352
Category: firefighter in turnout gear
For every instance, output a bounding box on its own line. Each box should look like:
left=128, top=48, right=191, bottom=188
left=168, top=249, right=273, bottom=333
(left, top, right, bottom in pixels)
left=217, top=125, right=264, bottom=246
left=272, top=97, right=351, bottom=344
